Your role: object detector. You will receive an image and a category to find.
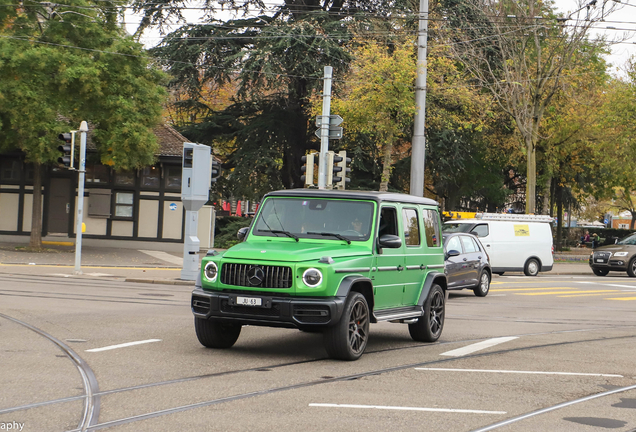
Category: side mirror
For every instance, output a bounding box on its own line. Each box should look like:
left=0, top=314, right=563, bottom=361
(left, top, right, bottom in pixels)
left=378, top=234, right=402, bottom=249
left=237, top=227, right=249, bottom=242
left=445, top=249, right=461, bottom=259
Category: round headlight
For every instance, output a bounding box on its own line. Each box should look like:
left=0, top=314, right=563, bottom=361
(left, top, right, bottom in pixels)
left=302, top=268, right=322, bottom=287
left=204, top=261, right=218, bottom=282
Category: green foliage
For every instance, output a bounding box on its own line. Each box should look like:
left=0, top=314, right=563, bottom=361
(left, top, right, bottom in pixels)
left=0, top=0, right=167, bottom=169
left=214, top=216, right=252, bottom=249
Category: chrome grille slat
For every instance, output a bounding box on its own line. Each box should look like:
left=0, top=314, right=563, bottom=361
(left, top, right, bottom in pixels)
left=221, top=263, right=292, bottom=289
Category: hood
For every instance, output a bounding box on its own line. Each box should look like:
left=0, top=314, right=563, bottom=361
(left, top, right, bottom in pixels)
left=222, top=240, right=372, bottom=262
left=595, top=244, right=636, bottom=252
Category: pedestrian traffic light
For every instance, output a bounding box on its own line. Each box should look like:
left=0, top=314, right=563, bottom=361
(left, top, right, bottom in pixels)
left=57, top=132, right=74, bottom=169
left=211, top=159, right=221, bottom=184
left=334, top=150, right=351, bottom=190
left=183, top=147, right=193, bottom=168
left=301, top=153, right=317, bottom=187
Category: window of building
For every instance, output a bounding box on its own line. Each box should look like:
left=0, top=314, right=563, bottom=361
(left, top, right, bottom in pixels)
left=114, top=170, right=135, bottom=186
left=1, top=159, right=21, bottom=182
left=114, top=192, right=134, bottom=218
left=141, top=166, right=160, bottom=189
left=422, top=209, right=442, bottom=247
left=86, top=164, right=110, bottom=184
left=402, top=208, right=421, bottom=246
left=165, top=166, right=182, bottom=190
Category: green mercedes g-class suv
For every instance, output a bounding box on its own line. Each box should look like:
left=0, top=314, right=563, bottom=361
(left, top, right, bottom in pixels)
left=191, top=189, right=447, bottom=360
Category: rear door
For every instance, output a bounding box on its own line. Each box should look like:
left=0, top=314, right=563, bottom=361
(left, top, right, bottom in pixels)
left=374, top=205, right=406, bottom=309
left=460, top=235, right=481, bottom=286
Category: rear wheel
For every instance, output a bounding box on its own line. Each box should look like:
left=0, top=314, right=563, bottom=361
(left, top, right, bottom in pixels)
left=324, top=292, right=370, bottom=361
left=194, top=318, right=241, bottom=348
left=524, top=258, right=540, bottom=277
left=409, top=284, right=445, bottom=342
left=473, top=271, right=490, bottom=297
left=593, top=268, right=609, bottom=277
left=628, top=258, right=636, bottom=277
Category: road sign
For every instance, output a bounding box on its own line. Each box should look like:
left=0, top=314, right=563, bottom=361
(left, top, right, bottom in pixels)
left=315, top=126, right=343, bottom=139
left=604, top=219, right=608, bottom=224
left=316, top=115, right=343, bottom=127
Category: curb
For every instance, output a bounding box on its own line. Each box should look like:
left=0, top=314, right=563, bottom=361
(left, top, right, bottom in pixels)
left=0, top=262, right=180, bottom=269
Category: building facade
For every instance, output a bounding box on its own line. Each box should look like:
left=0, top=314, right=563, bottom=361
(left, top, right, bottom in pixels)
left=0, top=125, right=214, bottom=247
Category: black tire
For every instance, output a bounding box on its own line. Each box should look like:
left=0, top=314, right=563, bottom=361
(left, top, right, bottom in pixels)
left=628, top=258, right=636, bottom=277
left=194, top=318, right=241, bottom=349
left=473, top=271, right=490, bottom=297
left=324, top=292, right=370, bottom=361
left=524, top=258, right=540, bottom=277
left=409, top=284, right=445, bottom=342
left=593, top=268, right=609, bottom=277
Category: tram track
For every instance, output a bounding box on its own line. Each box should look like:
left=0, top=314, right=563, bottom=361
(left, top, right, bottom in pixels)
left=2, top=311, right=634, bottom=431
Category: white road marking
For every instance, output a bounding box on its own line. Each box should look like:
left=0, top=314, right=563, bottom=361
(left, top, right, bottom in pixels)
left=414, top=368, right=622, bottom=378
left=440, top=336, right=518, bottom=357
left=577, top=281, right=636, bottom=290
left=309, top=403, right=506, bottom=415
left=86, top=339, right=161, bottom=352
left=139, top=250, right=183, bottom=265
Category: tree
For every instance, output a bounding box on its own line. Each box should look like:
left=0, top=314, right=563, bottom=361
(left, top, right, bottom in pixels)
left=0, top=0, right=167, bottom=248
left=329, top=40, right=417, bottom=192
left=439, top=0, right=619, bottom=214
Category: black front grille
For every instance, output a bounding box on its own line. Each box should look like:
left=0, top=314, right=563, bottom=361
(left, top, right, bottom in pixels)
left=220, top=299, right=281, bottom=317
left=594, top=252, right=611, bottom=259
left=221, top=263, right=293, bottom=288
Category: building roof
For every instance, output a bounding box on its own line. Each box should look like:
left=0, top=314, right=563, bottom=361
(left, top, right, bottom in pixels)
left=85, top=124, right=190, bottom=157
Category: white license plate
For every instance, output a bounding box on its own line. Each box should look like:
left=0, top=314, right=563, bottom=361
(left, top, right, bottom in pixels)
left=595, top=259, right=605, bottom=263
left=236, top=296, right=262, bottom=307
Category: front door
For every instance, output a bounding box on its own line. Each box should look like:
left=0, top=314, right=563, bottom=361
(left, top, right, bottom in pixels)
left=48, top=178, right=72, bottom=234
left=373, top=206, right=406, bottom=309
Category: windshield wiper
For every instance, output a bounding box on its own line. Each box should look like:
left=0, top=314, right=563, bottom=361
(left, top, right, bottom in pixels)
left=307, top=232, right=351, bottom=245
left=258, top=229, right=299, bottom=242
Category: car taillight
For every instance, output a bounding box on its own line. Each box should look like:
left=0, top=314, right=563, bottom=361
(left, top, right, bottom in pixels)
left=551, top=245, right=554, bottom=254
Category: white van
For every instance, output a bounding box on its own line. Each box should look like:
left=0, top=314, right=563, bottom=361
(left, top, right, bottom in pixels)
left=443, top=214, right=554, bottom=276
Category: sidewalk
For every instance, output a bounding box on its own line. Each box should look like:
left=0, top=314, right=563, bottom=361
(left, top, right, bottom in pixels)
left=0, top=242, right=594, bottom=285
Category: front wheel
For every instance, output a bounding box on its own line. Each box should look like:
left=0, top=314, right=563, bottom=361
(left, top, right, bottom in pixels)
left=628, top=258, right=636, bottom=277
left=194, top=318, right=241, bottom=348
left=409, top=284, right=445, bottom=342
left=324, top=292, right=370, bottom=361
left=473, top=271, right=490, bottom=297
left=593, top=268, right=609, bottom=277
left=524, top=258, right=540, bottom=277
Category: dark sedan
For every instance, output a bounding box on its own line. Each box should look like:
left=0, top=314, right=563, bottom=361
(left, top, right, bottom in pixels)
left=443, top=232, right=492, bottom=297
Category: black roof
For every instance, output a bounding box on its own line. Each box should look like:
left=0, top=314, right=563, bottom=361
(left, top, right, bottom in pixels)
left=264, top=188, right=439, bottom=206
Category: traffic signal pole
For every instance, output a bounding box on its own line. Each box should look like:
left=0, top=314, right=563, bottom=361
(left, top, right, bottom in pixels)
left=317, top=66, right=333, bottom=189
left=74, top=121, right=88, bottom=275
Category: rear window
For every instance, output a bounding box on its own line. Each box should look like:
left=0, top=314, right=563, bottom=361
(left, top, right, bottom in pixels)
left=422, top=209, right=441, bottom=247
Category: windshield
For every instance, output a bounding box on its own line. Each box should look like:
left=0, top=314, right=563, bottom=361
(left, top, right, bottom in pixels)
left=252, top=197, right=374, bottom=242
left=442, top=222, right=473, bottom=233
left=616, top=233, right=636, bottom=245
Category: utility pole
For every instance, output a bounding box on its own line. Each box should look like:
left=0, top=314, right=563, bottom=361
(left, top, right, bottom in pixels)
left=410, top=0, right=429, bottom=197
left=318, top=66, right=333, bottom=189
left=74, top=121, right=88, bottom=275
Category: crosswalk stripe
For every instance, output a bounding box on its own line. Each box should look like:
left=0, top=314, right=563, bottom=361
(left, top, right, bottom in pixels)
left=517, top=290, right=617, bottom=296
left=491, top=287, right=575, bottom=292
left=606, top=296, right=636, bottom=301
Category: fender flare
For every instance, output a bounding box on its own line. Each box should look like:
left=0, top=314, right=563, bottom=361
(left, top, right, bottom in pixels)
left=335, top=275, right=375, bottom=310
left=417, top=271, right=448, bottom=306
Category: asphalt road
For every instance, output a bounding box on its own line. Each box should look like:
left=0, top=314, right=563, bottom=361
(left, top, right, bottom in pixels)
left=1, top=272, right=635, bottom=432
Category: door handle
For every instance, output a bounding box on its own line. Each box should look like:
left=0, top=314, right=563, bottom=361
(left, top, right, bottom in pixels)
left=463, top=258, right=467, bottom=262
left=66, top=203, right=70, bottom=214
left=478, top=256, right=482, bottom=259
left=397, top=265, right=404, bottom=271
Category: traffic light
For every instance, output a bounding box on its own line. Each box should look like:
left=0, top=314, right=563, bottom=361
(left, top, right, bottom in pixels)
left=334, top=150, right=351, bottom=190
left=301, top=153, right=317, bottom=187
left=211, top=159, right=221, bottom=184
left=57, top=132, right=74, bottom=169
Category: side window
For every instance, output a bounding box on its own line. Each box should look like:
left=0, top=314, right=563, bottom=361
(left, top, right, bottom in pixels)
left=379, top=207, right=398, bottom=237
left=446, top=236, right=462, bottom=253
left=460, top=236, right=478, bottom=253
left=402, top=208, right=420, bottom=246
left=471, top=224, right=489, bottom=237
left=422, top=209, right=441, bottom=247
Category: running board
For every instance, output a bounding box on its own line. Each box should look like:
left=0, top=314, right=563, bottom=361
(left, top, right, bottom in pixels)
left=374, top=306, right=423, bottom=322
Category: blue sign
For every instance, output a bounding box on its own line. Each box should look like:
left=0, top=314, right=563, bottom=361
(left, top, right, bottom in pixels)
left=604, top=219, right=608, bottom=224
left=169, top=203, right=177, bottom=211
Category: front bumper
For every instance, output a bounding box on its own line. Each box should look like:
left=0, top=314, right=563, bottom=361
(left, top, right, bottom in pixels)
left=589, top=257, right=628, bottom=271
left=191, top=287, right=346, bottom=329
